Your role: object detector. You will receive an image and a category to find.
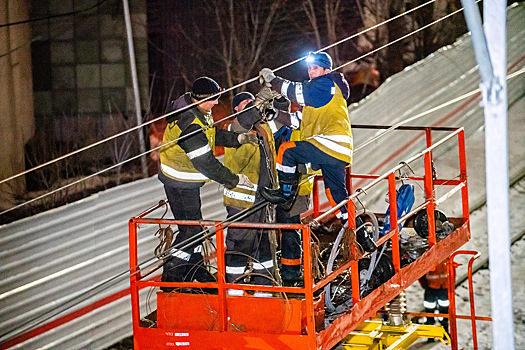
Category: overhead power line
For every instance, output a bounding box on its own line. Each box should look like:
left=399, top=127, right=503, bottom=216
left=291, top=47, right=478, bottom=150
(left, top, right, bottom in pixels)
left=0, top=0, right=438, bottom=187
left=0, top=1, right=477, bottom=216
left=0, top=0, right=112, bottom=28
left=1, top=0, right=496, bottom=218
left=2, top=3, right=524, bottom=343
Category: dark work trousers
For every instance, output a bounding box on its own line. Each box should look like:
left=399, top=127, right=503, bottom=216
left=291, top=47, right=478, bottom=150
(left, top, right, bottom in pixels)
left=278, top=194, right=309, bottom=281
left=278, top=141, right=349, bottom=218
left=161, top=185, right=207, bottom=291
left=225, top=206, right=273, bottom=286
left=423, top=288, right=449, bottom=331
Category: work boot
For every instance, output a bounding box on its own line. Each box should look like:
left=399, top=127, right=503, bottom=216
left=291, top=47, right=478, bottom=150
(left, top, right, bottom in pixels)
left=261, top=179, right=299, bottom=211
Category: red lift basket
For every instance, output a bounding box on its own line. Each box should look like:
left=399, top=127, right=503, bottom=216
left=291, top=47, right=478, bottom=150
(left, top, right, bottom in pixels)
left=128, top=125, right=471, bottom=350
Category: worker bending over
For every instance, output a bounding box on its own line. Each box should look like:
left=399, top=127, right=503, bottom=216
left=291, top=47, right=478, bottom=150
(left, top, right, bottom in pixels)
left=223, top=90, right=277, bottom=296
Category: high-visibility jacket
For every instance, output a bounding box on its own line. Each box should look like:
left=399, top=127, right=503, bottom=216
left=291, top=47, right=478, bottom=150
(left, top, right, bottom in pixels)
left=223, top=142, right=259, bottom=209
left=159, top=93, right=239, bottom=189
left=423, top=261, right=448, bottom=289
left=271, top=72, right=353, bottom=165
left=161, top=113, right=216, bottom=183
left=223, top=123, right=276, bottom=209
left=290, top=129, right=322, bottom=196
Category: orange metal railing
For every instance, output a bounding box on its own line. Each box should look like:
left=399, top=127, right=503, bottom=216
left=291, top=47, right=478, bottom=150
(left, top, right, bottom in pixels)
left=129, top=125, right=474, bottom=349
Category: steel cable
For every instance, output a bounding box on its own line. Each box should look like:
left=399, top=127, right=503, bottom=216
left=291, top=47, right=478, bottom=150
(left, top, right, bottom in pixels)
left=0, top=0, right=438, bottom=187
left=0, top=1, right=479, bottom=217
left=3, top=2, right=519, bottom=342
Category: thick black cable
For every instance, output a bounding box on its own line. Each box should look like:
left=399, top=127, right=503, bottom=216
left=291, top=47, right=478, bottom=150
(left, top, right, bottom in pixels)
left=0, top=0, right=112, bottom=28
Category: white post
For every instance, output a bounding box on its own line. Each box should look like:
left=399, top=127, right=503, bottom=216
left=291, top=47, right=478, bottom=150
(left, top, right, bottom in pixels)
left=483, top=1, right=514, bottom=349
left=462, top=1, right=515, bottom=348
left=123, top=0, right=148, bottom=178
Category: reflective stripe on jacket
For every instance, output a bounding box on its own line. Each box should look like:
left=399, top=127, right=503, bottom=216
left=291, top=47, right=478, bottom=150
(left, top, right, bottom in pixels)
left=276, top=73, right=353, bottom=164
left=223, top=142, right=259, bottom=209
left=301, top=83, right=353, bottom=164
left=223, top=123, right=276, bottom=209
left=160, top=113, right=215, bottom=183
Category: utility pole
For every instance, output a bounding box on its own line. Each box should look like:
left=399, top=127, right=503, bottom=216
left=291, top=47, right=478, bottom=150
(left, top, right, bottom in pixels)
left=460, top=1, right=514, bottom=349
left=123, top=0, right=149, bottom=178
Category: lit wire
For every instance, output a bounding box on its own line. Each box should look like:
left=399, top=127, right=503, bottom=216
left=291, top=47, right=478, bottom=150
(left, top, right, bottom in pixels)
left=355, top=66, right=525, bottom=152
left=0, top=107, right=254, bottom=216
left=334, top=4, right=466, bottom=71
left=2, top=8, right=522, bottom=343
left=0, top=0, right=438, bottom=186
left=8, top=65, right=525, bottom=218
left=270, top=0, right=437, bottom=72
left=0, top=3, right=470, bottom=216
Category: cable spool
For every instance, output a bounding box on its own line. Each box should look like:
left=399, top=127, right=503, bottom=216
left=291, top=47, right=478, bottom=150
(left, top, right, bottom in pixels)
left=358, top=255, right=395, bottom=298
left=413, top=209, right=448, bottom=238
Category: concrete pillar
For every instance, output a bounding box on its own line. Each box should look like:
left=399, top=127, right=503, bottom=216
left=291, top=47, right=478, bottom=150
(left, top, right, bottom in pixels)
left=0, top=1, right=34, bottom=212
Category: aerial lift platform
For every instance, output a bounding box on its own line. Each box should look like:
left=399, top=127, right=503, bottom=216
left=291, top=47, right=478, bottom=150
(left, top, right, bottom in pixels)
left=128, top=125, right=485, bottom=349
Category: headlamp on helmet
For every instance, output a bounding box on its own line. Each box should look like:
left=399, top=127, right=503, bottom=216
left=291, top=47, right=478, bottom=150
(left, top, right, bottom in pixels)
left=305, top=51, right=333, bottom=70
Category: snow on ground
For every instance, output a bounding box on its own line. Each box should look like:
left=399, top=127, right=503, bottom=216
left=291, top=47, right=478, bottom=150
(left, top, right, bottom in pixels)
left=407, top=178, right=525, bottom=349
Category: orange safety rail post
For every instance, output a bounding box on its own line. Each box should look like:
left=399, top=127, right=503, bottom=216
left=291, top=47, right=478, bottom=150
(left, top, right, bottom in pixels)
left=346, top=167, right=360, bottom=305
left=302, top=225, right=317, bottom=349
left=448, top=250, right=482, bottom=350
left=128, top=218, right=141, bottom=332
left=424, top=127, right=437, bottom=247
left=313, top=176, right=321, bottom=218
left=215, top=224, right=228, bottom=332
left=458, top=129, right=470, bottom=228
left=387, top=172, right=401, bottom=272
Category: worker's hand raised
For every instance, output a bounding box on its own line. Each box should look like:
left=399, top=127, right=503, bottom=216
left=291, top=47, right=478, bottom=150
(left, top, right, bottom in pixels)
left=237, top=174, right=255, bottom=189
left=238, top=132, right=258, bottom=145
left=259, top=68, right=276, bottom=85
left=254, top=87, right=274, bottom=111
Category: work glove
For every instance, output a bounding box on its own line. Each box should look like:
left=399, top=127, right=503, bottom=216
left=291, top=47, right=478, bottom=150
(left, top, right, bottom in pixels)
left=237, top=132, right=258, bottom=145
left=254, top=87, right=274, bottom=110
left=259, top=68, right=276, bottom=85
left=237, top=174, right=255, bottom=189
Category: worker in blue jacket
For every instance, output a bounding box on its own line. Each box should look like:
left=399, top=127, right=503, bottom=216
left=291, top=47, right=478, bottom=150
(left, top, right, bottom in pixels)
left=259, top=52, right=376, bottom=251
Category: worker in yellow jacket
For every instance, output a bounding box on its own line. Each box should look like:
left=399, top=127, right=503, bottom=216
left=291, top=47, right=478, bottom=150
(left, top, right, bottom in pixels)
left=223, top=91, right=277, bottom=295
left=259, top=52, right=351, bottom=218
left=260, top=52, right=376, bottom=251
left=159, top=77, right=258, bottom=290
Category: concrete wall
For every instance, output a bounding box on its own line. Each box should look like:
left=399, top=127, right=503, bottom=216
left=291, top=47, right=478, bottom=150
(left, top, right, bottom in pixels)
left=0, top=0, right=150, bottom=215
left=0, top=1, right=35, bottom=210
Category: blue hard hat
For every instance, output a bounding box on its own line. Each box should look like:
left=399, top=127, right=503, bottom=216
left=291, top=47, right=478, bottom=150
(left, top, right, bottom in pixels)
left=305, top=51, right=332, bottom=70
